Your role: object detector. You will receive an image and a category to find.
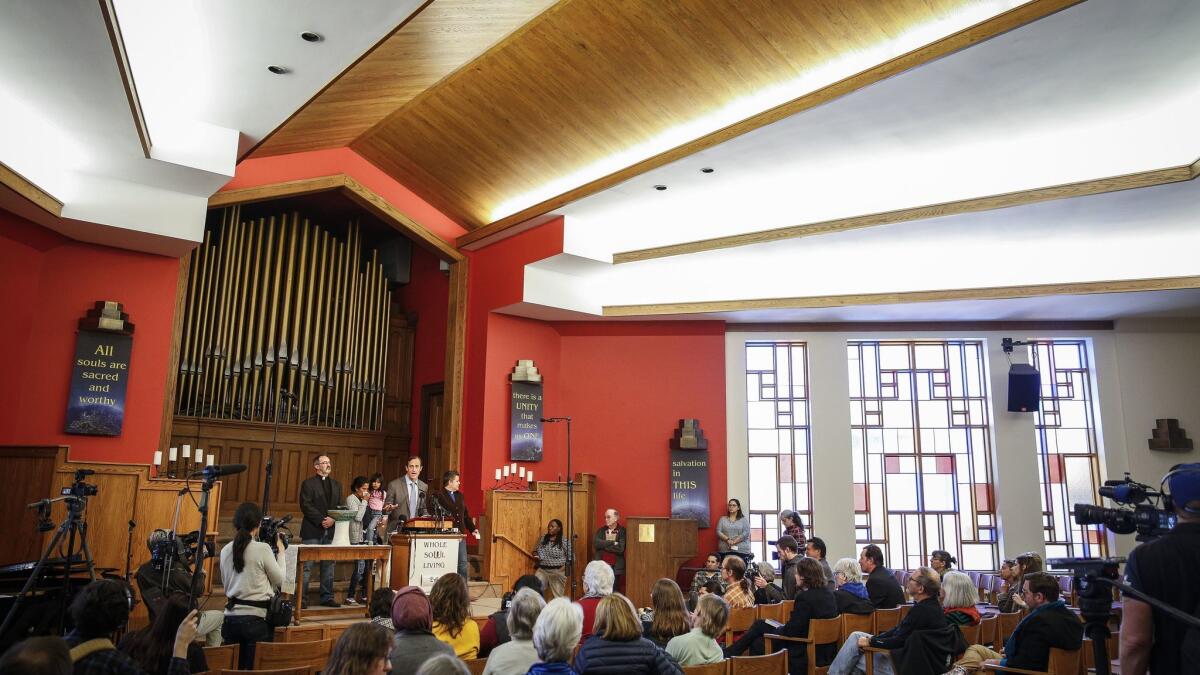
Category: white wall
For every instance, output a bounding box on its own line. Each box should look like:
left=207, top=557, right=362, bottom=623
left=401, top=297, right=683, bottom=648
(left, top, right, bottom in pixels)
left=725, top=322, right=1200, bottom=568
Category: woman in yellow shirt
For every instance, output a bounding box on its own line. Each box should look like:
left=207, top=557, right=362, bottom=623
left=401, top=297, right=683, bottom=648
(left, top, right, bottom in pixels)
left=430, top=573, right=479, bottom=658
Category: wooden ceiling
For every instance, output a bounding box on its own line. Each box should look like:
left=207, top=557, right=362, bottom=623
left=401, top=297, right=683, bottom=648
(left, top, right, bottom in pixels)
left=255, top=0, right=1077, bottom=236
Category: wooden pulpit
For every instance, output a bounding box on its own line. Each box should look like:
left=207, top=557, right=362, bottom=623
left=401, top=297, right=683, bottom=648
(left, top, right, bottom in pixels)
left=624, top=517, right=698, bottom=608
left=482, top=474, right=596, bottom=597
left=389, top=533, right=466, bottom=591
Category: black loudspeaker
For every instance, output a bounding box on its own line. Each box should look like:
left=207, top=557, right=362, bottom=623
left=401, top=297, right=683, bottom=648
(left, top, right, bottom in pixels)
left=1007, top=363, right=1041, bottom=412
left=377, top=237, right=412, bottom=285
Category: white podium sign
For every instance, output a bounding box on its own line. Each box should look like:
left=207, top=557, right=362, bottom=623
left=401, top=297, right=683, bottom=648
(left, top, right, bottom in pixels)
left=408, top=536, right=459, bottom=592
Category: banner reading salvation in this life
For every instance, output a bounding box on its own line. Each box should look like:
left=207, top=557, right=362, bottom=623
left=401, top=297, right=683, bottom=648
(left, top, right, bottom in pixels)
left=670, top=418, right=711, bottom=527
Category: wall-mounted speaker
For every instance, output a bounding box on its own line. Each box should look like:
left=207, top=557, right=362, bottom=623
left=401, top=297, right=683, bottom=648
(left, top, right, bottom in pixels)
left=378, top=237, right=412, bottom=286
left=1007, top=363, right=1041, bottom=412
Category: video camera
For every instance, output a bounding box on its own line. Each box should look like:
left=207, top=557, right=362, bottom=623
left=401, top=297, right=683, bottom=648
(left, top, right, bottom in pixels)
left=1073, top=472, right=1176, bottom=542
left=149, top=529, right=214, bottom=572
left=60, top=469, right=98, bottom=499
left=259, top=514, right=293, bottom=554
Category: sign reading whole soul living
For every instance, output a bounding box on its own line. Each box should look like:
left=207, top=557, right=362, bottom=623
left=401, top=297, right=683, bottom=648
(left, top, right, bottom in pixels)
left=670, top=418, right=711, bottom=528
left=65, top=302, right=135, bottom=436
left=409, top=536, right=459, bottom=592
left=510, top=360, right=544, bottom=461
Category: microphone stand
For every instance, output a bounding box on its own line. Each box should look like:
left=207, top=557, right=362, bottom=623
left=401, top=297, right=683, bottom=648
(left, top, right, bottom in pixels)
left=187, top=474, right=216, bottom=611
left=543, top=416, right=577, bottom=598
left=262, top=389, right=294, bottom=517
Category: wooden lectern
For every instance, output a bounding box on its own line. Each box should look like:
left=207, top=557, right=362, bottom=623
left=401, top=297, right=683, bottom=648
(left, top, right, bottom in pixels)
left=482, top=474, right=596, bottom=597
left=390, top=533, right=466, bottom=591
left=624, top=517, right=698, bottom=608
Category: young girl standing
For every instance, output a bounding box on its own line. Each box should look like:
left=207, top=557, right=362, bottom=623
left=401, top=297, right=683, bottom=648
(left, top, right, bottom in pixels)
left=365, top=473, right=387, bottom=544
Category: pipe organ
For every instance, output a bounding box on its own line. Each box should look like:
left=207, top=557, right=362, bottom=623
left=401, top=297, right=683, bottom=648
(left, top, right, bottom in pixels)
left=175, top=207, right=391, bottom=430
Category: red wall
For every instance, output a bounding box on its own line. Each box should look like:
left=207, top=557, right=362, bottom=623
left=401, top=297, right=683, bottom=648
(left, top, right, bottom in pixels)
left=393, top=245, right=449, bottom=455
left=0, top=209, right=181, bottom=462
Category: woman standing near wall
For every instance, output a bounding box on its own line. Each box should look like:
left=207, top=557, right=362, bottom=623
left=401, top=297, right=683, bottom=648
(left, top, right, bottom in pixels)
left=717, top=499, right=750, bottom=554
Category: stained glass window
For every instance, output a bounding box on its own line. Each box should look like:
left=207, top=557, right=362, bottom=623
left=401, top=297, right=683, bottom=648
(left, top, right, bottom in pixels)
left=848, top=340, right=998, bottom=571
left=1030, top=339, right=1107, bottom=558
left=744, top=342, right=813, bottom=567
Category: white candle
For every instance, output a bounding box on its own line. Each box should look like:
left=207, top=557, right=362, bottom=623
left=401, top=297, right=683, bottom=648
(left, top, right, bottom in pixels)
left=207, top=455, right=214, bottom=467
left=182, top=444, right=191, bottom=458
left=169, top=447, right=178, bottom=461
left=510, top=462, right=517, bottom=474
left=518, top=466, right=525, bottom=478
left=195, top=449, right=203, bottom=464
left=494, top=468, right=501, bottom=480
left=503, top=466, right=510, bottom=477
left=527, top=470, right=533, bottom=482
left=153, top=450, right=162, bottom=466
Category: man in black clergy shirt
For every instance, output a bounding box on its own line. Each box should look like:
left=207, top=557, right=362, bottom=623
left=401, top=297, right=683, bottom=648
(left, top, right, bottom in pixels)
left=299, top=454, right=342, bottom=607
left=860, top=544, right=906, bottom=609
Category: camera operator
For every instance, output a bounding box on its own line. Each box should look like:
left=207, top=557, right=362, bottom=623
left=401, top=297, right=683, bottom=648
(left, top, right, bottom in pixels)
left=1120, top=463, right=1200, bottom=675
left=135, top=530, right=224, bottom=646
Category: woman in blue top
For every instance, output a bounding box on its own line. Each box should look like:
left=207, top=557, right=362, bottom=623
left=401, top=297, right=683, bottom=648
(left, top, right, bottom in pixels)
left=716, top=498, right=750, bottom=554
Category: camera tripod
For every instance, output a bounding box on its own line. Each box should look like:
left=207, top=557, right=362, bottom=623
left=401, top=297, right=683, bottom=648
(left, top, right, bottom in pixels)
left=0, top=474, right=98, bottom=641
left=1053, top=557, right=1200, bottom=675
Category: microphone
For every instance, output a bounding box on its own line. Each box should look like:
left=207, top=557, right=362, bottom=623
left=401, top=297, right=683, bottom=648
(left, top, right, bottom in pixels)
left=541, top=417, right=571, bottom=422
left=190, top=463, right=248, bottom=479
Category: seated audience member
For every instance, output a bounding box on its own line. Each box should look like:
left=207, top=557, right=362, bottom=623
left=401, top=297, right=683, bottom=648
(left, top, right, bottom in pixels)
left=930, top=550, right=956, bottom=575
left=642, top=578, right=692, bottom=647
left=390, top=586, right=456, bottom=675
left=430, top=573, right=480, bottom=658
left=370, top=588, right=396, bottom=632
left=221, top=501, right=287, bottom=669
left=941, top=571, right=982, bottom=626
left=721, top=555, right=755, bottom=609
left=828, top=567, right=948, bottom=675
left=806, top=537, right=837, bottom=590
left=666, top=593, right=729, bottom=666
left=119, top=597, right=208, bottom=674
left=727, top=558, right=839, bottom=673
left=416, top=654, right=470, bottom=675
left=752, top=562, right=785, bottom=605
left=992, top=559, right=1018, bottom=608
left=697, top=578, right=724, bottom=601
left=688, top=553, right=724, bottom=609
left=574, top=594, right=683, bottom=674
left=534, top=519, right=571, bottom=599
left=325, top=622, right=391, bottom=675
left=996, top=552, right=1042, bottom=613
left=480, top=575, right=544, bottom=656
left=946, top=572, right=1083, bottom=675
left=780, top=510, right=807, bottom=551
left=832, top=558, right=875, bottom=616
left=579, top=560, right=616, bottom=640
left=136, top=529, right=223, bottom=646
left=64, top=579, right=197, bottom=675
left=775, top=535, right=801, bottom=600
left=859, top=544, right=905, bottom=609
left=529, top=597, right=584, bottom=675
left=483, top=587, right=545, bottom=675
left=0, top=636, right=72, bottom=675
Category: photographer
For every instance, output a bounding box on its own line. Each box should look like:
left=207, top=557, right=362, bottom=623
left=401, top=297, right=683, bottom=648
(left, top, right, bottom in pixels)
left=1120, top=463, right=1200, bottom=675
left=221, top=502, right=287, bottom=670
left=135, top=530, right=224, bottom=646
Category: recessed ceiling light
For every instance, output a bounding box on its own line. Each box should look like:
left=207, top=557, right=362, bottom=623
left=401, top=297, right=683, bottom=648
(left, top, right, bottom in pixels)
left=267, top=65, right=290, bottom=75
left=700, top=167, right=715, bottom=174
left=300, top=31, right=323, bottom=43
left=653, top=185, right=668, bottom=191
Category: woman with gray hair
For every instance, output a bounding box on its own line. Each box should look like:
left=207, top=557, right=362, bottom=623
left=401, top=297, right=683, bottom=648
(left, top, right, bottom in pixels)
left=579, top=560, right=614, bottom=640
left=483, top=588, right=546, bottom=675
left=832, top=558, right=873, bottom=616
left=752, top=562, right=784, bottom=605
left=528, top=597, right=584, bottom=675
left=940, top=571, right=981, bottom=627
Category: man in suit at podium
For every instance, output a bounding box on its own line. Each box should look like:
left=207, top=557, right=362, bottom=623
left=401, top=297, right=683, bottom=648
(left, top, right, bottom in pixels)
left=386, top=456, right=428, bottom=532
left=593, top=508, right=627, bottom=593
left=300, top=454, right=342, bottom=607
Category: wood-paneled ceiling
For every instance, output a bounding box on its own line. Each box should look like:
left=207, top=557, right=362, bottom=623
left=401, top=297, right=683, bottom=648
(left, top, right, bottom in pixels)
left=254, top=0, right=1077, bottom=236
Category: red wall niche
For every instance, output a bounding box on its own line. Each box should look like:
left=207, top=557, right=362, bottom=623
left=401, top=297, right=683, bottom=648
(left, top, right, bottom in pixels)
left=392, top=244, right=449, bottom=456
left=0, top=208, right=181, bottom=463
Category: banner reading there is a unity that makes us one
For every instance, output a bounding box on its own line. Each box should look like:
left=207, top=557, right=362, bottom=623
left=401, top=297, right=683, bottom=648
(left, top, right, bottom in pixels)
left=510, top=381, right=544, bottom=461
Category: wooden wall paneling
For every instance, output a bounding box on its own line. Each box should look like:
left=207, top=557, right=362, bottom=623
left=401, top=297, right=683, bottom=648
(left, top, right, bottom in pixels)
left=0, top=446, right=63, bottom=566
left=171, top=418, right=387, bottom=515
left=48, top=460, right=141, bottom=575
left=384, top=310, right=416, bottom=459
